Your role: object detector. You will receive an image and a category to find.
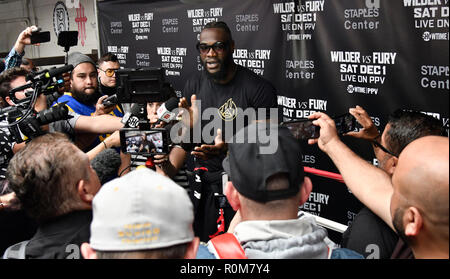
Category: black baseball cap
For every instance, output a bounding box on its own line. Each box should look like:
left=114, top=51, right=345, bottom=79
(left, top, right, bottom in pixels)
left=222, top=123, right=304, bottom=203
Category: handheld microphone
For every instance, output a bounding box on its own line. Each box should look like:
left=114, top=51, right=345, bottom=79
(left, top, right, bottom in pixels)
left=156, top=97, right=178, bottom=124
left=91, top=148, right=122, bottom=185
left=121, top=103, right=144, bottom=128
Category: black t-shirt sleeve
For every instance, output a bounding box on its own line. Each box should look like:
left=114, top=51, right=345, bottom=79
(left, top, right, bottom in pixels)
left=245, top=72, right=279, bottom=121
left=182, top=76, right=200, bottom=105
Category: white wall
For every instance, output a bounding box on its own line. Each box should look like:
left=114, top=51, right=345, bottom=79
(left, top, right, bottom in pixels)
left=0, top=0, right=99, bottom=59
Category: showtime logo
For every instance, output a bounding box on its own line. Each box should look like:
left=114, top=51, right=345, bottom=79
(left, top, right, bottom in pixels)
left=422, top=31, right=449, bottom=41
left=347, top=84, right=378, bottom=95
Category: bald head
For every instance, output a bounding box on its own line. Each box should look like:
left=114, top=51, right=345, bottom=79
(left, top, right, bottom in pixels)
left=393, top=136, right=449, bottom=228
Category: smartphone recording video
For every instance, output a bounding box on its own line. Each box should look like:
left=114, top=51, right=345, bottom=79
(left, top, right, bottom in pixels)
left=120, top=128, right=169, bottom=155
left=30, top=31, right=51, bottom=44
left=281, top=119, right=320, bottom=140
left=334, top=113, right=357, bottom=134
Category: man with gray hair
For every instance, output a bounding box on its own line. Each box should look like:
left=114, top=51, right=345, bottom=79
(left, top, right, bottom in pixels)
left=4, top=132, right=101, bottom=259
left=81, top=168, right=199, bottom=259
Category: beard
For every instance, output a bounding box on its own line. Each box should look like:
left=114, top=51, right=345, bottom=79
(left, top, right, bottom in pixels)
left=393, top=207, right=411, bottom=245
left=72, top=87, right=102, bottom=106
left=202, top=55, right=233, bottom=81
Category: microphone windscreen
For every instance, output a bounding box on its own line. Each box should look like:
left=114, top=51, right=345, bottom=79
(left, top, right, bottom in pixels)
left=91, top=148, right=121, bottom=185
left=164, top=97, right=179, bottom=111
left=130, top=103, right=145, bottom=118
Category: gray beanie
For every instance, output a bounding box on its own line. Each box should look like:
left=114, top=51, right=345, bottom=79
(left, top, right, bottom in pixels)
left=68, top=51, right=96, bottom=69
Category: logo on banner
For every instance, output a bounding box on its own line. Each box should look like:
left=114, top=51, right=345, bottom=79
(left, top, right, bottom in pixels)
left=331, top=51, right=397, bottom=95
left=272, top=0, right=325, bottom=41
left=285, top=59, right=315, bottom=80
left=278, top=96, right=327, bottom=119
left=233, top=48, right=271, bottom=76
left=128, top=12, right=154, bottom=41
left=107, top=45, right=129, bottom=65
left=75, top=3, right=87, bottom=46
left=162, top=18, right=179, bottom=33
left=420, top=65, right=449, bottom=90
left=235, top=14, right=260, bottom=32
left=110, top=21, right=123, bottom=35
left=300, top=191, right=330, bottom=215
left=187, top=7, right=223, bottom=37
left=157, top=47, right=187, bottom=76
left=344, top=0, right=381, bottom=30
left=403, top=0, right=449, bottom=41
left=53, top=1, right=69, bottom=37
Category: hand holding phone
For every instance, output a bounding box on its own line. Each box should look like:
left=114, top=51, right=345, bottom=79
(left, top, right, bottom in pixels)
left=281, top=119, right=320, bottom=140
left=120, top=128, right=169, bottom=155
left=281, top=113, right=356, bottom=140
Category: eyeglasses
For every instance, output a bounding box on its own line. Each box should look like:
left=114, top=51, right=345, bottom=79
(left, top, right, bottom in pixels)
left=98, top=68, right=118, bottom=77
left=196, top=41, right=228, bottom=54
left=371, top=140, right=398, bottom=158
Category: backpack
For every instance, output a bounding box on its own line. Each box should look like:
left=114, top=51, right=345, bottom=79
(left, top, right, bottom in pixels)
left=208, top=233, right=247, bottom=259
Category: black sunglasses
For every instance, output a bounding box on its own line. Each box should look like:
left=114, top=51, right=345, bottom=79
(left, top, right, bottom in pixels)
left=371, top=140, right=398, bottom=158
left=196, top=41, right=229, bottom=54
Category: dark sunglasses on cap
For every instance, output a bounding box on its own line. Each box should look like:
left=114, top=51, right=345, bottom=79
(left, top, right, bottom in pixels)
left=98, top=68, right=118, bottom=77
left=196, top=41, right=229, bottom=54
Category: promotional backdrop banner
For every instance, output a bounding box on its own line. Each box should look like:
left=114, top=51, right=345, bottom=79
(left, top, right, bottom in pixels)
left=97, top=0, right=449, bottom=241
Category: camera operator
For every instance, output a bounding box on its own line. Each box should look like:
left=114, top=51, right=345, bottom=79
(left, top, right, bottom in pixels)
left=55, top=52, right=124, bottom=152
left=0, top=67, right=124, bottom=184
left=0, top=67, right=49, bottom=173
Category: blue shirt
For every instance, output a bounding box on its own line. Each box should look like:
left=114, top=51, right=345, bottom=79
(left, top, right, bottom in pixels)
left=55, top=92, right=123, bottom=151
left=2, top=47, right=24, bottom=73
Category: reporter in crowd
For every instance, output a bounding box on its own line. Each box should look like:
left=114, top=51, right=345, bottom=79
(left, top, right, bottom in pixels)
left=20, top=58, right=37, bottom=73
left=0, top=67, right=126, bottom=254
left=81, top=168, right=199, bottom=259
left=55, top=51, right=124, bottom=152
left=342, top=106, right=444, bottom=258
left=0, top=67, right=124, bottom=179
left=308, top=112, right=449, bottom=259
left=198, top=123, right=362, bottom=259
left=97, top=52, right=119, bottom=97
left=136, top=86, right=189, bottom=187
left=4, top=132, right=101, bottom=259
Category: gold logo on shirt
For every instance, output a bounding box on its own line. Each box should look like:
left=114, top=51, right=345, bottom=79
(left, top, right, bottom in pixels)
left=218, top=98, right=238, bottom=121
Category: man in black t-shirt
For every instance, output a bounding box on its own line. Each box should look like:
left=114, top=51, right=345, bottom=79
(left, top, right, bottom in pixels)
left=179, top=21, right=278, bottom=242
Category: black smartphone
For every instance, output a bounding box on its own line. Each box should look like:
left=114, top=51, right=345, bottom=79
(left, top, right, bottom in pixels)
left=30, top=31, right=50, bottom=44
left=281, top=119, right=320, bottom=140
left=120, top=128, right=169, bottom=155
left=334, top=113, right=357, bottom=134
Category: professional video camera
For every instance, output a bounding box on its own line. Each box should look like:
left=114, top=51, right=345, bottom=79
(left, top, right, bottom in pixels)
left=111, top=68, right=177, bottom=156
left=0, top=64, right=74, bottom=143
